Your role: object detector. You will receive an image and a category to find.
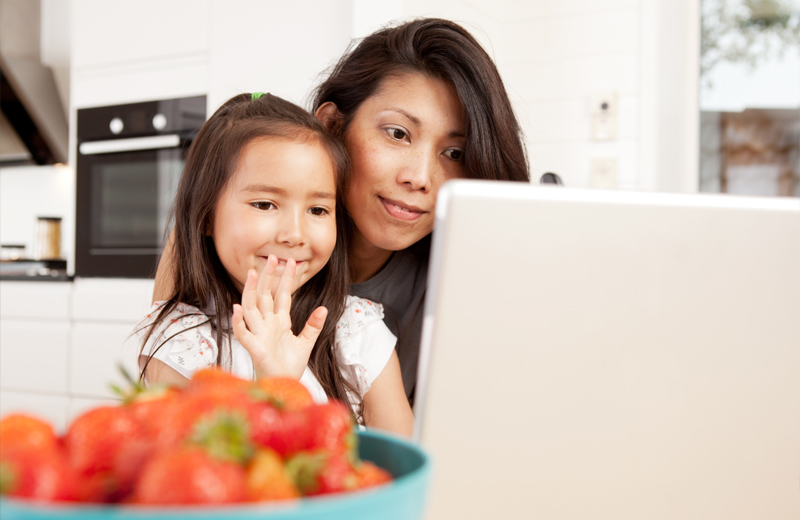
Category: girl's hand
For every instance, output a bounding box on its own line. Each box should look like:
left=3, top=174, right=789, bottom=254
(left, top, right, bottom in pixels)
left=232, top=255, right=328, bottom=380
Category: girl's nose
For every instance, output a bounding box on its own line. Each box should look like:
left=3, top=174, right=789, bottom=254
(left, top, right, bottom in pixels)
left=276, top=212, right=306, bottom=246
left=397, top=149, right=436, bottom=192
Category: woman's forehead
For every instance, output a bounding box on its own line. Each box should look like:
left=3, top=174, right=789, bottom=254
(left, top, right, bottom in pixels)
left=363, top=72, right=465, bottom=129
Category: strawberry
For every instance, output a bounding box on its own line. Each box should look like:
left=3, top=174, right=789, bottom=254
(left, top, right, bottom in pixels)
left=245, top=448, right=300, bottom=501
left=352, top=461, right=392, bottom=490
left=0, top=444, right=77, bottom=501
left=127, top=384, right=181, bottom=438
left=285, top=450, right=358, bottom=496
left=252, top=377, right=314, bottom=411
left=153, top=386, right=250, bottom=450
left=249, top=400, right=355, bottom=458
left=133, top=446, right=246, bottom=505
left=0, top=414, right=58, bottom=453
left=301, top=401, right=356, bottom=455
left=64, top=406, right=142, bottom=478
left=187, top=366, right=251, bottom=393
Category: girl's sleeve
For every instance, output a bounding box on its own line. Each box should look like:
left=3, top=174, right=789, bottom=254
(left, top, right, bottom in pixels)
left=134, top=302, right=218, bottom=381
left=335, top=296, right=398, bottom=397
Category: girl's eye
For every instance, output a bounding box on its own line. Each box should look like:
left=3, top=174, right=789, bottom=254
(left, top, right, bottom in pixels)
left=386, top=127, right=408, bottom=141
left=445, top=148, right=464, bottom=162
left=309, top=207, right=329, bottom=216
left=251, top=202, right=275, bottom=211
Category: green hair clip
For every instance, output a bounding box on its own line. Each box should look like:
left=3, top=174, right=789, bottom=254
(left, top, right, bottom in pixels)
left=251, top=92, right=266, bottom=101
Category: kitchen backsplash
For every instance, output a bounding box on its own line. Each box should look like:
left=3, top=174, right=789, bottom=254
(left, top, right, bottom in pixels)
left=0, top=164, right=75, bottom=264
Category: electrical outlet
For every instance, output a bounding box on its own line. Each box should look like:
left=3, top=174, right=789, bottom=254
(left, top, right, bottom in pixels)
left=590, top=158, right=618, bottom=189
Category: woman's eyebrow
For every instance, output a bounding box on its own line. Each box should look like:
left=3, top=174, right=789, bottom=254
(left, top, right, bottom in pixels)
left=385, top=107, right=420, bottom=125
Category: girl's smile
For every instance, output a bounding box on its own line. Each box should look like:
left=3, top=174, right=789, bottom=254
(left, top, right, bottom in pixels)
left=211, top=136, right=337, bottom=294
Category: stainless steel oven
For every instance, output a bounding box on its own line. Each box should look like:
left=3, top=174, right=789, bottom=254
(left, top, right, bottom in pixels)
left=75, top=96, right=205, bottom=277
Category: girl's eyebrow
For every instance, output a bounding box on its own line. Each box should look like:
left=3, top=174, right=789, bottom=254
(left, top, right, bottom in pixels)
left=383, top=108, right=466, bottom=139
left=242, top=184, right=335, bottom=200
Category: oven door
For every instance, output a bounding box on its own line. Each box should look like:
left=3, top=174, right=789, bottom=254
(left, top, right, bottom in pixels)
left=76, top=135, right=185, bottom=278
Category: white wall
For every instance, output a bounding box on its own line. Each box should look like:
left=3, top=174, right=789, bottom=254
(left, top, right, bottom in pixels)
left=401, top=0, right=700, bottom=192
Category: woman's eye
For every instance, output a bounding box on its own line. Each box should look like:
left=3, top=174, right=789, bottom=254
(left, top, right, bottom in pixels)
left=309, top=207, right=329, bottom=216
left=445, top=149, right=464, bottom=162
left=252, top=202, right=275, bottom=211
left=387, top=127, right=408, bottom=141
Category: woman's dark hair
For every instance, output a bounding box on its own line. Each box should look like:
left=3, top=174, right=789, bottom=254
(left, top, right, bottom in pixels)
left=138, top=93, right=362, bottom=417
left=313, top=17, right=530, bottom=183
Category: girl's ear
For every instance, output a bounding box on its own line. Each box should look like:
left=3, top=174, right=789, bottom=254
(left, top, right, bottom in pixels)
left=315, top=102, right=342, bottom=133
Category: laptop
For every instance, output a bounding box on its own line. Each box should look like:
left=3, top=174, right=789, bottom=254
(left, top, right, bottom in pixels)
left=414, top=180, right=800, bottom=520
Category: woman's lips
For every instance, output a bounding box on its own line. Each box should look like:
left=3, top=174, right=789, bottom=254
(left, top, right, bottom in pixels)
left=380, top=197, right=425, bottom=221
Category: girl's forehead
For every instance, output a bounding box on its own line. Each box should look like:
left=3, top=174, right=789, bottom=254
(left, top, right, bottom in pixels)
left=229, top=136, right=337, bottom=189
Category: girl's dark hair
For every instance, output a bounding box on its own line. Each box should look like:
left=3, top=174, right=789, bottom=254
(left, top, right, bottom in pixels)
left=139, top=93, right=361, bottom=417
left=313, top=17, right=530, bottom=183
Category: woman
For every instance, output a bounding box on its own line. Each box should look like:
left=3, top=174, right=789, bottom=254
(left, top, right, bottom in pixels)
left=153, top=18, right=530, bottom=405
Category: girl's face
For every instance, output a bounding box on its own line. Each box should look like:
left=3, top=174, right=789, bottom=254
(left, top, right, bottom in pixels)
left=341, top=73, right=466, bottom=252
left=211, top=136, right=337, bottom=294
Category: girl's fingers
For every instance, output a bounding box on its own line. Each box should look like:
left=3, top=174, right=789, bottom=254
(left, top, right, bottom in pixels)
left=256, top=255, right=278, bottom=317
left=240, top=269, right=264, bottom=335
left=273, top=258, right=296, bottom=314
left=231, top=304, right=255, bottom=347
left=297, top=306, right=328, bottom=351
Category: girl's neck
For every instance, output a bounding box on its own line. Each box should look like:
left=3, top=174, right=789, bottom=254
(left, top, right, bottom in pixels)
left=349, top=229, right=394, bottom=284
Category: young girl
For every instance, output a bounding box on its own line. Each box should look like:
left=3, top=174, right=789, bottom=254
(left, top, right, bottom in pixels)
left=135, top=92, right=413, bottom=437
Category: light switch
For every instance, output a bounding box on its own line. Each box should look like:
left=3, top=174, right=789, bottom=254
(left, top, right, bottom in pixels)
left=590, top=91, right=618, bottom=140
left=590, top=157, right=618, bottom=189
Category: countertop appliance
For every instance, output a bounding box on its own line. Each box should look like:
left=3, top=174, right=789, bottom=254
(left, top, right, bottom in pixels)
left=75, top=96, right=205, bottom=278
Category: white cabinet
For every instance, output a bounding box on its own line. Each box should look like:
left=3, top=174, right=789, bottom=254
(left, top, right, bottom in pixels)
left=0, top=390, right=70, bottom=434
left=71, top=278, right=155, bottom=323
left=71, top=0, right=211, bottom=108
left=71, top=0, right=211, bottom=69
left=0, top=319, right=70, bottom=394
left=0, top=281, right=71, bottom=319
left=0, top=279, right=155, bottom=428
left=70, top=321, right=140, bottom=399
left=69, top=278, right=153, bottom=399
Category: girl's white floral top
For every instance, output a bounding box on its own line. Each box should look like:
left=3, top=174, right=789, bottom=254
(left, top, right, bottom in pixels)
left=133, top=295, right=397, bottom=408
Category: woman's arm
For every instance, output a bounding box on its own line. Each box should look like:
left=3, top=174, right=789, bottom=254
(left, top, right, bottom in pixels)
left=362, top=350, right=414, bottom=437
left=152, top=229, right=176, bottom=303
left=142, top=357, right=190, bottom=388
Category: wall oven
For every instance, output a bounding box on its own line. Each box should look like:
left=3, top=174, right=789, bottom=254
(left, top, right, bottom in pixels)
left=76, top=96, right=206, bottom=278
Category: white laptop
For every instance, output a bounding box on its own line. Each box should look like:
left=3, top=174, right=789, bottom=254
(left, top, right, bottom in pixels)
left=414, top=180, right=800, bottom=520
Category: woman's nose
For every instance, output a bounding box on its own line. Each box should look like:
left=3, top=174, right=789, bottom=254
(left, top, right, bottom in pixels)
left=276, top=211, right=306, bottom=246
left=397, top=149, right=436, bottom=192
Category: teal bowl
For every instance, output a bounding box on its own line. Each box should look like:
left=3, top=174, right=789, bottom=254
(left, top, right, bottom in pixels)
left=0, top=430, right=431, bottom=520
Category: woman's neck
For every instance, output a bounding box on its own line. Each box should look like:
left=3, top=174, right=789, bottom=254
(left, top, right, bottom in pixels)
left=349, top=229, right=394, bottom=284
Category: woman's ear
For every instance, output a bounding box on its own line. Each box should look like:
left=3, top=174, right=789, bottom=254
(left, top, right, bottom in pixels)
left=315, top=102, right=342, bottom=133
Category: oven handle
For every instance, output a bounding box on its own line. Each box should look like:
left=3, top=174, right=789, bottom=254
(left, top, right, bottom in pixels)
left=79, top=134, right=181, bottom=155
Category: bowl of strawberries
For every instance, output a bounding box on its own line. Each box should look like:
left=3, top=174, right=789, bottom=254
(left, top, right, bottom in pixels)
left=0, top=369, right=430, bottom=520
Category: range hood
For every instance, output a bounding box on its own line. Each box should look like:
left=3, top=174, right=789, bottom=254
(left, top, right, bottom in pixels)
left=0, top=51, right=68, bottom=165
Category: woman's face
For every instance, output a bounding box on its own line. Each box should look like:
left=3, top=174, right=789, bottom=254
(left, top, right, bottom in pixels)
left=341, top=73, right=466, bottom=252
